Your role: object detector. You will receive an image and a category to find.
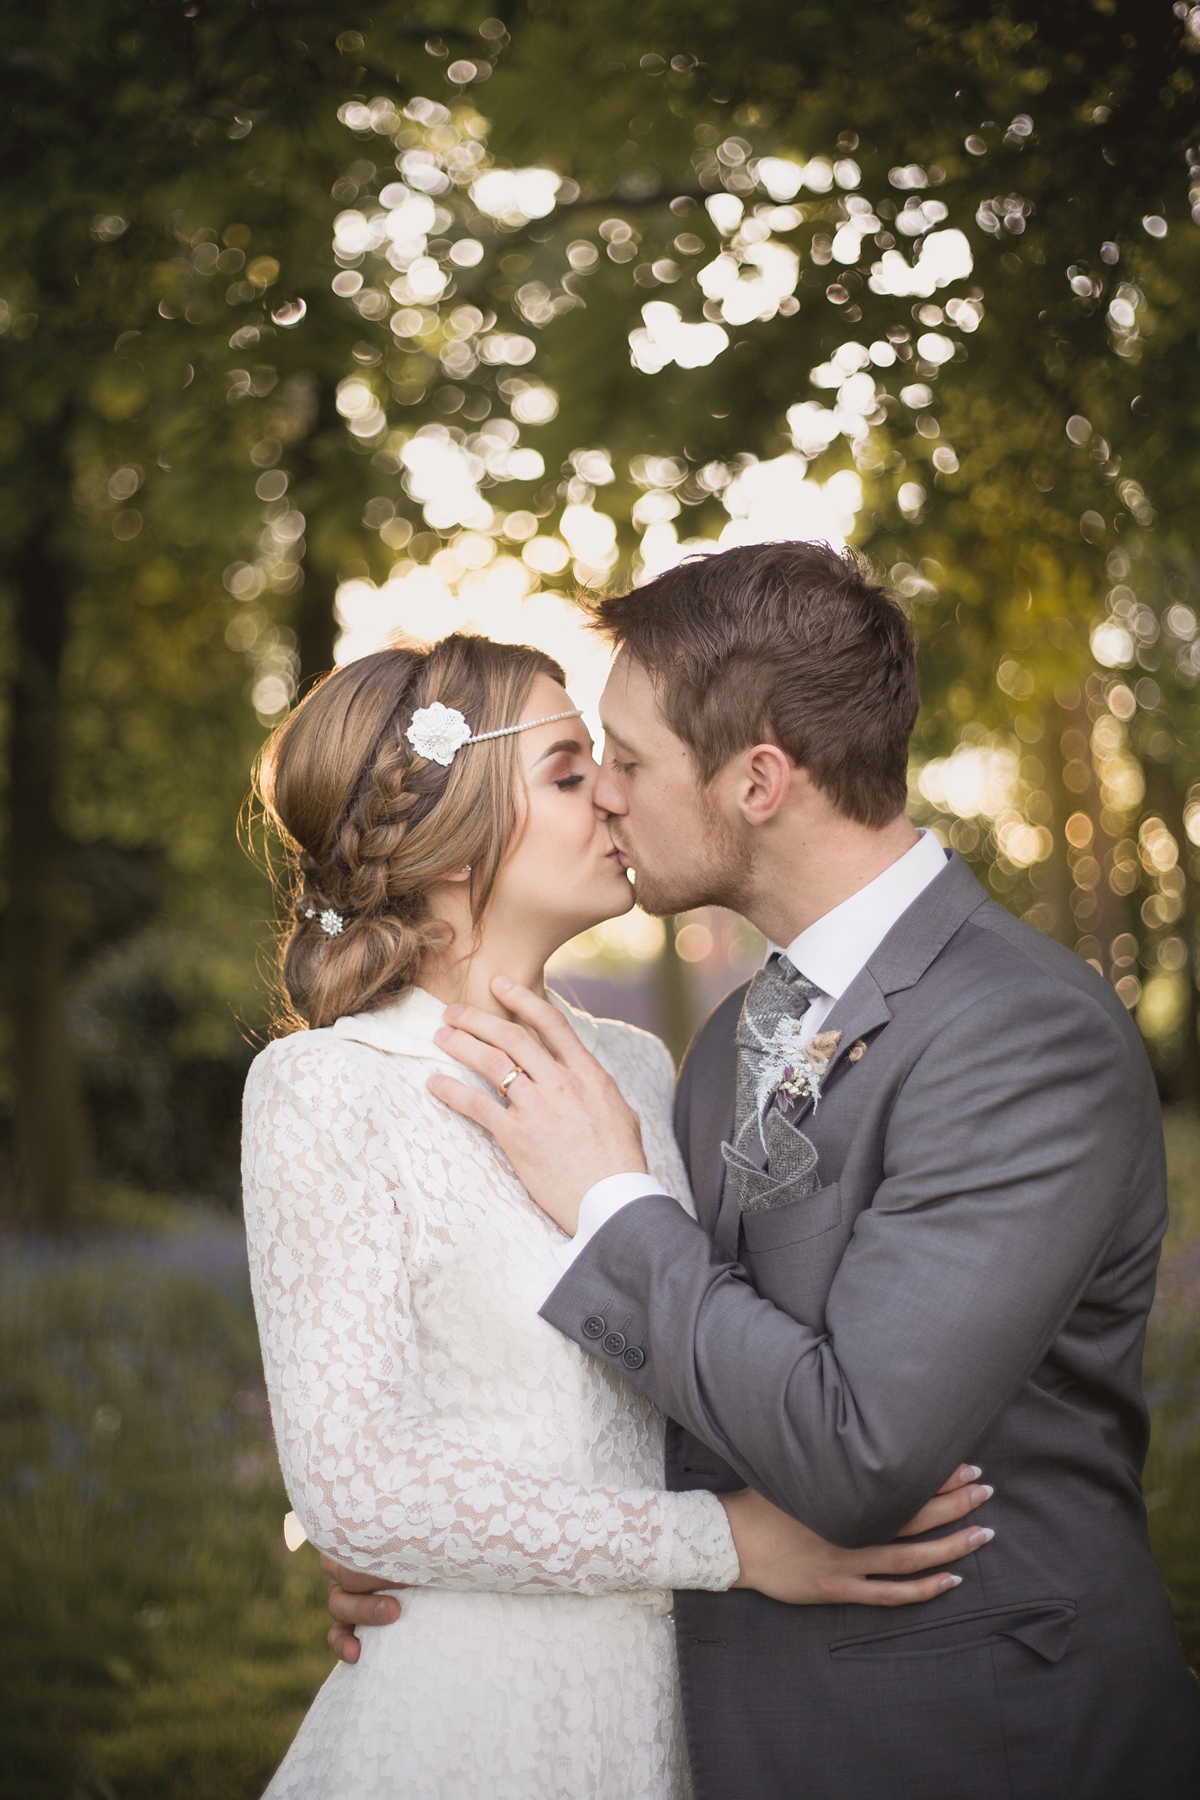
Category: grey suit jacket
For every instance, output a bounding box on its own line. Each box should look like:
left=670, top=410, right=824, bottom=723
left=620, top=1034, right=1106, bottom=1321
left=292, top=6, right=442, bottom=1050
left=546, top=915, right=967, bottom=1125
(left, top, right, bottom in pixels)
left=542, top=853, right=1200, bottom=1800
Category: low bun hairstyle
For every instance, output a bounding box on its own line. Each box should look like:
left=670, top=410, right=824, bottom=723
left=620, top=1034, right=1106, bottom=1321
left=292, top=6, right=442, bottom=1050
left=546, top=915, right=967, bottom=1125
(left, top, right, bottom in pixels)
left=254, top=633, right=566, bottom=1030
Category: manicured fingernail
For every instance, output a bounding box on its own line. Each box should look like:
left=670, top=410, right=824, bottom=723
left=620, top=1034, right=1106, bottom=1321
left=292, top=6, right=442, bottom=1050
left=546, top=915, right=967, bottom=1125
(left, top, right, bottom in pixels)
left=493, top=975, right=512, bottom=991
left=968, top=1527, right=995, bottom=1547
left=962, top=1465, right=982, bottom=1480
left=444, top=1003, right=465, bottom=1019
left=375, top=1599, right=396, bottom=1622
left=969, top=1484, right=994, bottom=1503
left=940, top=1574, right=963, bottom=1589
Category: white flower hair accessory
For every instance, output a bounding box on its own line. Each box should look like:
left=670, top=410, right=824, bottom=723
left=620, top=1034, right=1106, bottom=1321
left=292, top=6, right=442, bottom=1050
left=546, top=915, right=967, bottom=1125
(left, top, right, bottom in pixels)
left=405, top=701, right=583, bottom=768
left=406, top=702, right=472, bottom=767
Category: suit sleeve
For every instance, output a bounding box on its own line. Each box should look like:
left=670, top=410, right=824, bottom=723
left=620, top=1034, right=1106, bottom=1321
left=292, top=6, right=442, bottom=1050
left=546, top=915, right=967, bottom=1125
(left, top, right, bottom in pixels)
left=540, top=978, right=1152, bottom=1546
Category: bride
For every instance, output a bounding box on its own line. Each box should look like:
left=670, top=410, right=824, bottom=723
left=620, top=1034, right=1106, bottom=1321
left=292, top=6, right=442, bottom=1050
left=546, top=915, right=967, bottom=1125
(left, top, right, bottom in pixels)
left=242, top=633, right=990, bottom=1800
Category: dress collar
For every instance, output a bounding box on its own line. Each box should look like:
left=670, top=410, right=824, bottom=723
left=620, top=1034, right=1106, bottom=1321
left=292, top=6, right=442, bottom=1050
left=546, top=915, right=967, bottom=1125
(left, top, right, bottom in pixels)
left=331, top=982, right=599, bottom=1065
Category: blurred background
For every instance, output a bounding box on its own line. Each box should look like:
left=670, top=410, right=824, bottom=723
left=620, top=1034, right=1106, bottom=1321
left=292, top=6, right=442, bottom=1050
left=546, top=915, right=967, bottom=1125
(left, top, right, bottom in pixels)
left=3, top=1, right=1200, bottom=1792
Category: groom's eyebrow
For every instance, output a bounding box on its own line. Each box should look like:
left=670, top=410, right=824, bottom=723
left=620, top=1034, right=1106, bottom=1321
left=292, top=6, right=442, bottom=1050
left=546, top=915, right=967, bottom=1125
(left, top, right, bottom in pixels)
left=533, top=736, right=591, bottom=764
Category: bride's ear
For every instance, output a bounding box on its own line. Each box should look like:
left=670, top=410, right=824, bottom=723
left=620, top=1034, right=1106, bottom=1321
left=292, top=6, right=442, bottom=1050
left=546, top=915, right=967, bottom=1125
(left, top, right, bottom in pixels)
left=444, top=866, right=472, bottom=883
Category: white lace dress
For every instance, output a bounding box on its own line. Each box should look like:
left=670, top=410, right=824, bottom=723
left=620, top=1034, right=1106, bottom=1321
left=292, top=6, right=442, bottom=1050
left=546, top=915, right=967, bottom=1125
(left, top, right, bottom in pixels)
left=241, top=985, right=739, bottom=1800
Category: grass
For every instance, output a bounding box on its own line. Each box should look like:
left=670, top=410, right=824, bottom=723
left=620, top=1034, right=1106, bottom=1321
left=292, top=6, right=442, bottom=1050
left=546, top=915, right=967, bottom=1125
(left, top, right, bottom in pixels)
left=1, top=1137, right=1198, bottom=1799
left=0, top=1197, right=330, bottom=1800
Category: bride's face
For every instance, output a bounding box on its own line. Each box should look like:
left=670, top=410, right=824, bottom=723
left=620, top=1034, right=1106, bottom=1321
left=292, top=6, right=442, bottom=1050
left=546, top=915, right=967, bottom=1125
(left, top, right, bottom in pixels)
left=486, top=674, right=635, bottom=950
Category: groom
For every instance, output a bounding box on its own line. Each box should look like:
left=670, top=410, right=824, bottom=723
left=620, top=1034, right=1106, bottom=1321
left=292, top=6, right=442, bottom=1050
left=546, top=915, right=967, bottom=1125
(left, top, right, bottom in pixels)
left=343, top=542, right=1200, bottom=1796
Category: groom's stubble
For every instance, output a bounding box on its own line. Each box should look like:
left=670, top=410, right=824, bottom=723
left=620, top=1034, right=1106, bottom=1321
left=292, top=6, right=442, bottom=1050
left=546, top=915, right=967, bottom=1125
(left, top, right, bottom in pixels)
left=625, top=781, right=755, bottom=923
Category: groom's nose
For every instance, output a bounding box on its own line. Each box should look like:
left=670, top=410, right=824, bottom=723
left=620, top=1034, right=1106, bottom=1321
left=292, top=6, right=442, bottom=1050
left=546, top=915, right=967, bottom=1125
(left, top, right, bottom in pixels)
left=593, top=765, right=627, bottom=815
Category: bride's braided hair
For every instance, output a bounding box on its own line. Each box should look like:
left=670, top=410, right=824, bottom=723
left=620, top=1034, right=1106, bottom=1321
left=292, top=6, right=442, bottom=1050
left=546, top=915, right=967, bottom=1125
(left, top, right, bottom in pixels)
left=254, top=633, right=566, bottom=1030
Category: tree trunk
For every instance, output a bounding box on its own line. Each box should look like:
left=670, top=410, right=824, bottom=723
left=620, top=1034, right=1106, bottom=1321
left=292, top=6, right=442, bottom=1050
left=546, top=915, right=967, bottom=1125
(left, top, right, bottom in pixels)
left=1144, top=759, right=1200, bottom=1110
left=293, top=377, right=343, bottom=691
left=1040, top=705, right=1077, bottom=946
left=657, top=917, right=694, bottom=1067
left=293, top=558, right=338, bottom=693
left=3, top=443, right=93, bottom=1227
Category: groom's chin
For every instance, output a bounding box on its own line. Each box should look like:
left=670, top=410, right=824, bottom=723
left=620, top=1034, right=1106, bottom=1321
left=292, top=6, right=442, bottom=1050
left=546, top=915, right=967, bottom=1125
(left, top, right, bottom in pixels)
left=631, top=873, right=720, bottom=919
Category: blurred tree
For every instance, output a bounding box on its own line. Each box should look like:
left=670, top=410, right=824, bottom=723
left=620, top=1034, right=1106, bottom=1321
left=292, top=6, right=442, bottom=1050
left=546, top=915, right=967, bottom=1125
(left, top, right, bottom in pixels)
left=456, top=0, right=1200, bottom=1087
left=0, top=2, right=459, bottom=1224
left=8, top=0, right=1200, bottom=1230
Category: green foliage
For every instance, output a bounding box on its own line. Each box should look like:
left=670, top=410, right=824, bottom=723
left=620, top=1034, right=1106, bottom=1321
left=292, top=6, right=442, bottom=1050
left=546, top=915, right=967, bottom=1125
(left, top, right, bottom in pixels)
left=1146, top=1108, right=1200, bottom=1672
left=4, top=0, right=1200, bottom=1193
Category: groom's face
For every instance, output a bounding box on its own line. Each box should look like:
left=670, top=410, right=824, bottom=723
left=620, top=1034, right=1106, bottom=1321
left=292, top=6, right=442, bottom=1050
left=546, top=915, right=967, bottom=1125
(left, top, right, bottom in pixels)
left=595, top=653, right=747, bottom=918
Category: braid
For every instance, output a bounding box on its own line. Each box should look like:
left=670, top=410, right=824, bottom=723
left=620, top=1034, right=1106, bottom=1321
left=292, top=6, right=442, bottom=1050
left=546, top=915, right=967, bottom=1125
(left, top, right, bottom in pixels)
left=339, top=734, right=425, bottom=916
left=253, top=634, right=566, bottom=1032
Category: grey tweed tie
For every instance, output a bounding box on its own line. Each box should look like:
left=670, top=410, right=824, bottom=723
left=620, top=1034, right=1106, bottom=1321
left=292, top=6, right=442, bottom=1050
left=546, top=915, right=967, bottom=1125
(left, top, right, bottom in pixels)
left=723, top=954, right=824, bottom=1214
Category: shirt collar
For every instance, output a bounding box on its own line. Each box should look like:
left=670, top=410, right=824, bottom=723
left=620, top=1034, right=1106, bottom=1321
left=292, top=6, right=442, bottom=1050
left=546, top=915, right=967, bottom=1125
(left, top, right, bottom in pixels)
left=770, top=829, right=949, bottom=1003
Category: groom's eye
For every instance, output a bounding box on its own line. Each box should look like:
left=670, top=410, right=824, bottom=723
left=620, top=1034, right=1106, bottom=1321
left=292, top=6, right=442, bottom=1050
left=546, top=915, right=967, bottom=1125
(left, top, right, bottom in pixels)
left=611, top=759, right=635, bottom=777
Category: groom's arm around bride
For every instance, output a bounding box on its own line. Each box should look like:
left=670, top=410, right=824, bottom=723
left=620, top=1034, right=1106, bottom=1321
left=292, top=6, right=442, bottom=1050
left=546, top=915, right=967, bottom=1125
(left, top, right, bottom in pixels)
left=434, top=543, right=1200, bottom=1800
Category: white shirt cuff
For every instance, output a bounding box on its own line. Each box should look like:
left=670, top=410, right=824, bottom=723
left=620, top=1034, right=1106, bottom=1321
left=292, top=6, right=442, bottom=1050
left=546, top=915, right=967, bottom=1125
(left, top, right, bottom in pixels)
left=550, top=1171, right=671, bottom=1275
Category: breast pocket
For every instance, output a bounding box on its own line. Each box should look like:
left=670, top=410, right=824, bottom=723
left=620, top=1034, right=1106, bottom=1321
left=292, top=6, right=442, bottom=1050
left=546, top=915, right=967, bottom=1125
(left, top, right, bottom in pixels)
left=741, top=1180, right=843, bottom=1251
left=740, top=1182, right=845, bottom=1326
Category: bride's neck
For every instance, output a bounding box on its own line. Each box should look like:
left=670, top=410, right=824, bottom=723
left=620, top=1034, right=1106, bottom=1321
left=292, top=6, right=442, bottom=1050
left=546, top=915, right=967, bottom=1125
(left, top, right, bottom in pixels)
left=418, top=913, right=551, bottom=1019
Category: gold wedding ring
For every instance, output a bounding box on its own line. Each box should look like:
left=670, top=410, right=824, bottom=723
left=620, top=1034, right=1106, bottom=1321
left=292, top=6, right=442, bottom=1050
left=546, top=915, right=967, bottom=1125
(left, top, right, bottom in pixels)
left=499, top=1068, right=522, bottom=1095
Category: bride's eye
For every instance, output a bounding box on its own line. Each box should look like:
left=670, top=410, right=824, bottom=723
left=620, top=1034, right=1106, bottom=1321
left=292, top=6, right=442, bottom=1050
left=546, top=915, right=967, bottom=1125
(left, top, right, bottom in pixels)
left=554, top=772, right=585, bottom=791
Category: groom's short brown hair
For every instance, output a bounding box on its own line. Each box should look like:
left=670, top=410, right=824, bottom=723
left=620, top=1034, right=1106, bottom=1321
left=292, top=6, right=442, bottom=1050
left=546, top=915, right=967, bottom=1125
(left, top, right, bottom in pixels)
left=589, top=540, right=918, bottom=828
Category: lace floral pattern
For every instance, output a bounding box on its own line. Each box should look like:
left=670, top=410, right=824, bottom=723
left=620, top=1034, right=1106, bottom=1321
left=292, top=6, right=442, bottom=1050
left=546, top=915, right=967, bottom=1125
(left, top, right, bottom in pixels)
left=242, top=987, right=738, bottom=1798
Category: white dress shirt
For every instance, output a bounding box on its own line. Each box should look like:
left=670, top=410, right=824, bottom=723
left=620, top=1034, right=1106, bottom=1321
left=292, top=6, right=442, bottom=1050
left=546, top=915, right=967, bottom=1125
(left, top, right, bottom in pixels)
left=553, top=828, right=948, bottom=1273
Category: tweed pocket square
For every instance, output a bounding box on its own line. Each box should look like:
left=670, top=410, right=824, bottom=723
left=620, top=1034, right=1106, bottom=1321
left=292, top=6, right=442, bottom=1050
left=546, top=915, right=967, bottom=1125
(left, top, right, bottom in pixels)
left=722, top=1108, right=820, bottom=1214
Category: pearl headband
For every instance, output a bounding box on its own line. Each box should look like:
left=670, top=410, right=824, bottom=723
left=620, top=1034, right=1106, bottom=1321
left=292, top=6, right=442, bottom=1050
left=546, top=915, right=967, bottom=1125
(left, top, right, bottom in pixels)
left=406, top=701, right=583, bottom=768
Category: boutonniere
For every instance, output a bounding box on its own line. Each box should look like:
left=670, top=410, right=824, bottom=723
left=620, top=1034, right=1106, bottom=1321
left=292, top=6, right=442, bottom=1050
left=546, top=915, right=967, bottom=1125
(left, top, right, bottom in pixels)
left=753, top=1021, right=844, bottom=1133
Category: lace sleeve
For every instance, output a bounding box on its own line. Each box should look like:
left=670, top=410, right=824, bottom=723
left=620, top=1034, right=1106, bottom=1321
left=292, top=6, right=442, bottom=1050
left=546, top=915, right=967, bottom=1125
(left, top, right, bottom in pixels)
left=242, top=1039, right=738, bottom=1596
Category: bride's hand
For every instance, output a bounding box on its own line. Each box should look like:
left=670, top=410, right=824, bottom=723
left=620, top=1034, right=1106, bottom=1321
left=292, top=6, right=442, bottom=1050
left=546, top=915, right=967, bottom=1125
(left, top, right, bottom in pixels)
left=719, top=1464, right=994, bottom=1606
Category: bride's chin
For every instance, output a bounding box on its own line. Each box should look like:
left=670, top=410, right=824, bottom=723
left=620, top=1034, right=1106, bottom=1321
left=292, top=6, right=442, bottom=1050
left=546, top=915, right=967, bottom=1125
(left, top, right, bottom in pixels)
left=607, top=870, right=637, bottom=915
left=566, top=877, right=635, bottom=939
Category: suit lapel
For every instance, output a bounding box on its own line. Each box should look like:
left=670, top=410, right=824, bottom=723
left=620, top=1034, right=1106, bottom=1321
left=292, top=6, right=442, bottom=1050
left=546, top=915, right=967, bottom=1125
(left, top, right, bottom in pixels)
left=682, top=986, right=741, bottom=1237
left=784, top=968, right=893, bottom=1125
left=785, top=850, right=990, bottom=1121
left=691, top=850, right=992, bottom=1236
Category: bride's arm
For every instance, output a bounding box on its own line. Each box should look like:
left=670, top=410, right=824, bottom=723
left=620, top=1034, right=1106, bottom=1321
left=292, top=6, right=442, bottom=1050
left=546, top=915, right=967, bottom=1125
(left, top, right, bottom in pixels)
left=241, top=1037, right=739, bottom=1597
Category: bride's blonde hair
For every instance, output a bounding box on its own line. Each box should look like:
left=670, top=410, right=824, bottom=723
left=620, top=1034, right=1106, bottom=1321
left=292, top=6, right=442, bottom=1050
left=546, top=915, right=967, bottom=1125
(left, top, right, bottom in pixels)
left=254, top=633, right=566, bottom=1030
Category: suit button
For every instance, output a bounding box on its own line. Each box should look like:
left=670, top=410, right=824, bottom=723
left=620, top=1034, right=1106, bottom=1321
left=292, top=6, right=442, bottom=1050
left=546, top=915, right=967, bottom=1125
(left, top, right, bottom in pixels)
left=582, top=1316, right=605, bottom=1339
left=602, top=1331, right=626, bottom=1355
left=622, top=1346, right=645, bottom=1370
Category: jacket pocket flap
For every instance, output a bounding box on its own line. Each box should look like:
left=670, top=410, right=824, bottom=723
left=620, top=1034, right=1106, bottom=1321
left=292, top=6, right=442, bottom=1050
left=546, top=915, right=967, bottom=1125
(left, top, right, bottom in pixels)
left=830, top=1598, right=1077, bottom=1663
left=1001, top=1605, right=1077, bottom=1664
left=741, top=1182, right=842, bottom=1251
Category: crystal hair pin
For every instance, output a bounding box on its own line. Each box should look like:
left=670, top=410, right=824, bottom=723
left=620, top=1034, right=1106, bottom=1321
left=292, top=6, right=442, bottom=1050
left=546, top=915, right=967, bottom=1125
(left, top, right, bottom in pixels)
left=305, top=906, right=345, bottom=937
left=406, top=701, right=583, bottom=768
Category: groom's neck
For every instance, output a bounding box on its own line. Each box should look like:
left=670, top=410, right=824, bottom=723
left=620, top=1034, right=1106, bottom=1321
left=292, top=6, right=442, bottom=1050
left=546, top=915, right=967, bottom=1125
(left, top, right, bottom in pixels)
left=742, top=807, right=921, bottom=949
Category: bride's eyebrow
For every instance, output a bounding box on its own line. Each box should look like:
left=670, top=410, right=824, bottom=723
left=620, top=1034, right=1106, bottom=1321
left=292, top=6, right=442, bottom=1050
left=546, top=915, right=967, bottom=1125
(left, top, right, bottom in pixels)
left=532, top=736, right=592, bottom=765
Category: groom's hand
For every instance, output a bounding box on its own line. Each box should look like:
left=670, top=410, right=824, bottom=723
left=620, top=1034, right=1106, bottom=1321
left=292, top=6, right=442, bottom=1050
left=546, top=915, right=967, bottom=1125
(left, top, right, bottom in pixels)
left=427, top=978, right=648, bottom=1235
left=321, top=1555, right=404, bottom=1664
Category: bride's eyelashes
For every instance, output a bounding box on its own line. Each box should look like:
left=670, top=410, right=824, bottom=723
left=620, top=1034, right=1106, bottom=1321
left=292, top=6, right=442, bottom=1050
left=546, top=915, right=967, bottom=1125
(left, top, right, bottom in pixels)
left=554, top=772, right=586, bottom=791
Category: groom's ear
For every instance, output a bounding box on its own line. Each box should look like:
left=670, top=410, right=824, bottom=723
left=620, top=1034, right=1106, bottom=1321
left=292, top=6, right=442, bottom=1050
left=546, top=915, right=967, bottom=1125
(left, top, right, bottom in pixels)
left=733, top=742, right=794, bottom=825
